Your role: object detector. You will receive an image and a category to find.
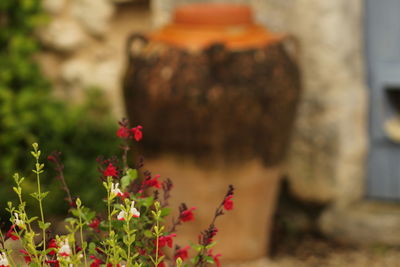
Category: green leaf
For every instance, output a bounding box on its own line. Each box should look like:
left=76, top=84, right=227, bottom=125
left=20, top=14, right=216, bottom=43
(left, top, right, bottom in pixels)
left=121, top=169, right=138, bottom=190
left=30, top=192, right=39, bottom=200
left=88, top=242, right=96, bottom=254
left=41, top=191, right=49, bottom=200
left=205, top=256, right=215, bottom=264
left=205, top=241, right=217, bottom=249
left=141, top=196, right=154, bottom=208
left=12, top=186, right=20, bottom=195
left=144, top=230, right=153, bottom=238
left=38, top=221, right=51, bottom=230
left=44, top=248, right=55, bottom=255
left=27, top=216, right=38, bottom=223
left=160, top=207, right=171, bottom=217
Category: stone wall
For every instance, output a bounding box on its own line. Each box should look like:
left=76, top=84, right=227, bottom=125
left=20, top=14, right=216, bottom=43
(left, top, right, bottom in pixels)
left=151, top=0, right=368, bottom=207
left=38, top=0, right=151, bottom=116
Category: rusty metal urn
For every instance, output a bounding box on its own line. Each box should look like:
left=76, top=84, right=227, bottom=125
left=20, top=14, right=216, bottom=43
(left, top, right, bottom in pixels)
left=123, top=3, right=301, bottom=262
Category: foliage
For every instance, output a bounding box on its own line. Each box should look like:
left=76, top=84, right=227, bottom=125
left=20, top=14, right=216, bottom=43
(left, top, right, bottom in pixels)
left=0, top=122, right=234, bottom=266
left=0, top=0, right=119, bottom=216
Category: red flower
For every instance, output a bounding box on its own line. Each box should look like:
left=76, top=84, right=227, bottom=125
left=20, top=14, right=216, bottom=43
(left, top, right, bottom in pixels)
left=20, top=250, right=31, bottom=264
left=144, top=174, right=161, bottom=189
left=157, top=262, right=166, bottom=267
left=138, top=248, right=147, bottom=255
left=90, top=255, right=103, bottom=267
left=174, top=246, right=190, bottom=261
left=119, top=192, right=130, bottom=200
left=223, top=195, right=234, bottom=211
left=131, top=125, right=143, bottom=142
left=158, top=233, right=176, bottom=248
left=45, top=259, right=60, bottom=267
left=208, top=250, right=222, bottom=267
left=6, top=225, right=19, bottom=241
left=88, top=218, right=101, bottom=233
left=180, top=207, right=196, bottom=222
left=48, top=239, right=58, bottom=255
left=116, top=126, right=130, bottom=139
left=103, top=163, right=118, bottom=178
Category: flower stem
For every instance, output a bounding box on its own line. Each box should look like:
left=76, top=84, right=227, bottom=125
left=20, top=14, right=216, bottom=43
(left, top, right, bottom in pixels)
left=32, top=145, right=46, bottom=264
left=154, top=219, right=160, bottom=267
left=127, top=220, right=131, bottom=266
left=78, top=205, right=88, bottom=267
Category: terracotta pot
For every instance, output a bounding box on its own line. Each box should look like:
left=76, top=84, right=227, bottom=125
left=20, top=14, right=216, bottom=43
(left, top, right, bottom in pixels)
left=123, top=3, right=301, bottom=263
left=149, top=3, right=283, bottom=50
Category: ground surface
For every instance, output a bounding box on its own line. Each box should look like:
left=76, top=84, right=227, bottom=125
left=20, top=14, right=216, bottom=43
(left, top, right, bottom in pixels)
left=227, top=236, right=400, bottom=267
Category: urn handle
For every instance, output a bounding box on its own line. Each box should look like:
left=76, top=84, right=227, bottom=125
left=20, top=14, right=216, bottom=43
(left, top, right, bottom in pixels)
left=126, top=33, right=149, bottom=61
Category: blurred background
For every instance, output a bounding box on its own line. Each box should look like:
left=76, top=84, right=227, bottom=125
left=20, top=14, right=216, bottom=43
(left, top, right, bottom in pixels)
left=3, top=0, right=400, bottom=266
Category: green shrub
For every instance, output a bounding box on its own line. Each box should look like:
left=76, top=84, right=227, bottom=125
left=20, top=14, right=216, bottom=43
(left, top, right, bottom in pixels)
left=0, top=0, right=119, bottom=216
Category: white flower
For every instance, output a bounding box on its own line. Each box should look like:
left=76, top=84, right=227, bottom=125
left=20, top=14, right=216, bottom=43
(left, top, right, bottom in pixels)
left=14, top=213, right=25, bottom=228
left=130, top=201, right=140, bottom=218
left=111, top=183, right=123, bottom=197
left=117, top=201, right=140, bottom=221
left=0, top=252, right=9, bottom=266
left=58, top=238, right=71, bottom=257
left=117, top=210, right=127, bottom=221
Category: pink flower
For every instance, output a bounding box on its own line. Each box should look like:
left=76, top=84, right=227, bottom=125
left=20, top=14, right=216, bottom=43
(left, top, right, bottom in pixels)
left=103, top=163, right=118, bottom=178
left=223, top=195, right=234, bottom=211
left=180, top=207, right=196, bottom=222
left=131, top=125, right=143, bottom=142
left=116, top=126, right=130, bottom=139
left=158, top=233, right=176, bottom=248
left=174, top=246, right=190, bottom=261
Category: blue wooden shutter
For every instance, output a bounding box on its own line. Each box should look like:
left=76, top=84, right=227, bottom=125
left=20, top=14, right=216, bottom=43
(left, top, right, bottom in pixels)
left=366, top=0, right=400, bottom=199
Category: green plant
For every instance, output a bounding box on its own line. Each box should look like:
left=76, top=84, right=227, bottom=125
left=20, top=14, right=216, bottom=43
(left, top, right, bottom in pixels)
left=0, top=122, right=234, bottom=266
left=0, top=0, right=120, bottom=217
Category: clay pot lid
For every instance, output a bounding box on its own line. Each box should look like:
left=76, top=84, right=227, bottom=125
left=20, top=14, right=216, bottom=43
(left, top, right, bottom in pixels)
left=173, top=3, right=252, bottom=26
left=149, top=3, right=284, bottom=50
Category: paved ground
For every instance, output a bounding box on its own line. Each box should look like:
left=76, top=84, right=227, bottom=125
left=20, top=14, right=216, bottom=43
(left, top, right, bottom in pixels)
left=227, top=236, right=400, bottom=267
